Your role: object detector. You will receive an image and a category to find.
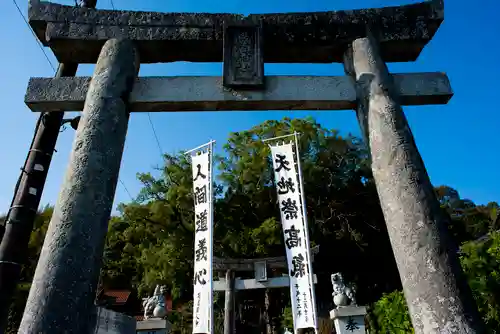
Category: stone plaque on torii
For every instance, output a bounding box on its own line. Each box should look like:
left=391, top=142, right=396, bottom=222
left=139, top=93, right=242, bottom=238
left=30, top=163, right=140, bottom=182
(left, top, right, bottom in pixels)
left=16, top=0, right=486, bottom=333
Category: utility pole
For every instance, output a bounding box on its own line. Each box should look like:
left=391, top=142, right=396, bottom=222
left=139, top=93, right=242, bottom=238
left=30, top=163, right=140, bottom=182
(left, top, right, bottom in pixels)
left=0, top=2, right=96, bottom=331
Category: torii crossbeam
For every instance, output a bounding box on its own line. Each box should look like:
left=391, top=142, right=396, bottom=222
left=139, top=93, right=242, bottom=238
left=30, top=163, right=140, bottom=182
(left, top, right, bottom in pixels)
left=28, top=0, right=443, bottom=64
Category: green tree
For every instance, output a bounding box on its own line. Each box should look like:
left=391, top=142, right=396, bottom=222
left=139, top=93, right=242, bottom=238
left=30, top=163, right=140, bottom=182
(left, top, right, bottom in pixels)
left=4, top=205, right=53, bottom=333
left=369, top=290, right=414, bottom=334
left=5, top=117, right=499, bottom=333
left=103, top=117, right=402, bottom=332
left=436, top=186, right=499, bottom=245
left=281, top=306, right=293, bottom=330
left=102, top=154, right=197, bottom=300
left=99, top=117, right=499, bottom=332
left=460, top=231, right=500, bottom=332
left=369, top=214, right=500, bottom=333
left=216, top=118, right=401, bottom=306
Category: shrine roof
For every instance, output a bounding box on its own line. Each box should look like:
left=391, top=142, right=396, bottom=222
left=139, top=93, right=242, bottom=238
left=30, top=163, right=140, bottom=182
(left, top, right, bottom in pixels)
left=101, top=290, right=131, bottom=305
left=29, top=0, right=444, bottom=64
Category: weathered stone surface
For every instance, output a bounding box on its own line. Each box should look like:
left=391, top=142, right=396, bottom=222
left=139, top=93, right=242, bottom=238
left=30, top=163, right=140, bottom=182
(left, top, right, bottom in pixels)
left=25, top=72, right=452, bottom=112
left=92, top=307, right=136, bottom=334
left=344, top=33, right=485, bottom=333
left=29, top=0, right=444, bottom=63
left=330, top=306, right=367, bottom=319
left=223, top=20, right=264, bottom=88
left=330, top=306, right=367, bottom=334
left=136, top=319, right=171, bottom=333
left=18, top=39, right=139, bottom=333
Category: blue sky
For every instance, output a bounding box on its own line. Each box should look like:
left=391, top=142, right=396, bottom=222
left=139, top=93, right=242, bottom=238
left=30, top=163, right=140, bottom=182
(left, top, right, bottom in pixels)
left=1, top=0, right=499, bottom=215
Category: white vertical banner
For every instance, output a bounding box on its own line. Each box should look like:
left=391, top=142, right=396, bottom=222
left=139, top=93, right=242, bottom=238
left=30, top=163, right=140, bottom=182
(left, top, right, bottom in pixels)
left=190, top=144, right=214, bottom=334
left=269, top=142, right=317, bottom=331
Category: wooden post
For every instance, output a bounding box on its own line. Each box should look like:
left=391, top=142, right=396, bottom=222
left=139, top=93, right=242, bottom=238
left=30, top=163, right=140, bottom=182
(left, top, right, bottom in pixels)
left=0, top=62, right=77, bottom=333
left=18, top=38, right=139, bottom=333
left=224, top=269, right=236, bottom=334
left=343, top=32, right=485, bottom=333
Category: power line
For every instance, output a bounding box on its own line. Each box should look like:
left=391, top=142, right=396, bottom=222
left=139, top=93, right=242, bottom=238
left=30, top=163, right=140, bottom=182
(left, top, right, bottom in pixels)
left=14, top=0, right=135, bottom=207
left=107, top=0, right=163, bottom=165
left=96, top=0, right=135, bottom=203
left=119, top=178, right=134, bottom=201
left=11, top=0, right=56, bottom=72
left=147, top=113, right=164, bottom=157
left=117, top=141, right=134, bottom=201
left=106, top=0, right=163, bottom=161
left=86, top=0, right=134, bottom=204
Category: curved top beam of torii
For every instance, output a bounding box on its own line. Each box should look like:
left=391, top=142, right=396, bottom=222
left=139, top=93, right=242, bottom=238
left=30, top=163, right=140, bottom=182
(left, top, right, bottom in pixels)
left=27, top=0, right=443, bottom=64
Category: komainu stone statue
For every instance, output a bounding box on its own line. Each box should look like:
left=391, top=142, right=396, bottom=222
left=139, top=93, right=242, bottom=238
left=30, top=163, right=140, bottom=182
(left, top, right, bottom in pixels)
left=142, top=285, right=167, bottom=319
left=331, top=272, right=357, bottom=308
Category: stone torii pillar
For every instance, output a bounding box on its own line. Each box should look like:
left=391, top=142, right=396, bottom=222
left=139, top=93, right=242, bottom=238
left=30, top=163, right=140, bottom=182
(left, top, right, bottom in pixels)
left=343, top=32, right=485, bottom=333
left=18, top=38, right=139, bottom=333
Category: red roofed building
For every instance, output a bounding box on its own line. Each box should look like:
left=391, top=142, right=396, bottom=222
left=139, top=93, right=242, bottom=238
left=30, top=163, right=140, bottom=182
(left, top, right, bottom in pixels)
left=134, top=315, right=146, bottom=322
left=96, top=289, right=141, bottom=316
left=103, top=290, right=132, bottom=305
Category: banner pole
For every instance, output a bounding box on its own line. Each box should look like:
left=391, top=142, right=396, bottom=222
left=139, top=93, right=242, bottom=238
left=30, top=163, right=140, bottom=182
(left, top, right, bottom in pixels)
left=185, top=140, right=216, bottom=155
left=262, top=133, right=297, bottom=143
left=293, top=132, right=318, bottom=333
left=189, top=140, right=215, bottom=334
left=209, top=139, right=214, bottom=334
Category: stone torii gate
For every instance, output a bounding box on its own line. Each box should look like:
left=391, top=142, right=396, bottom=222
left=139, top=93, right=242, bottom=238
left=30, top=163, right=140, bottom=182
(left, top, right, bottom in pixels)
left=213, top=246, right=319, bottom=334
left=19, top=0, right=485, bottom=333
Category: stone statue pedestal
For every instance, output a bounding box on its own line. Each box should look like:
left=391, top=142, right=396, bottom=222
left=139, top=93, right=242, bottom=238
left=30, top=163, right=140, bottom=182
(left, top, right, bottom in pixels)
left=93, top=307, right=136, bottom=334
left=330, top=306, right=366, bottom=334
left=136, top=319, right=171, bottom=334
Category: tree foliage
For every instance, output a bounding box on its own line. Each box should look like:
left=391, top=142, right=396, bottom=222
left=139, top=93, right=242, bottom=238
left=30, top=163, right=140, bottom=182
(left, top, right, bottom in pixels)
left=4, top=117, right=500, bottom=333
left=460, top=231, right=500, bottom=332
left=4, top=205, right=52, bottom=333
left=368, top=190, right=500, bottom=334
left=370, top=290, right=414, bottom=334
left=102, top=118, right=401, bottom=308
left=436, top=186, right=500, bottom=245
